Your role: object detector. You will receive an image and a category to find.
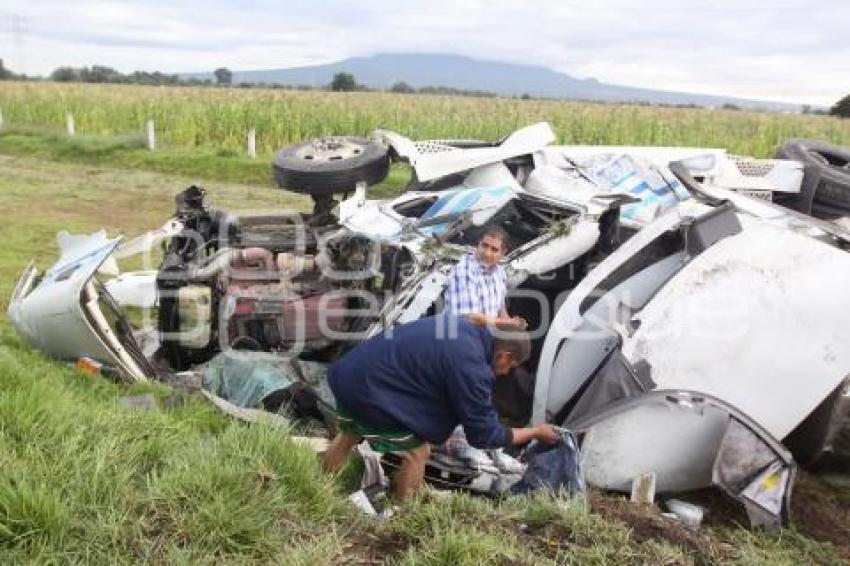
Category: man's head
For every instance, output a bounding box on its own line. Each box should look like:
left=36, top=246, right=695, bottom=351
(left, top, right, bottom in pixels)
left=475, top=226, right=509, bottom=270
left=492, top=332, right=531, bottom=376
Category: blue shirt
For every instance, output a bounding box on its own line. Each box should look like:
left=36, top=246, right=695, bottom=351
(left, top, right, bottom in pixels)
left=443, top=253, right=507, bottom=317
left=328, top=316, right=512, bottom=448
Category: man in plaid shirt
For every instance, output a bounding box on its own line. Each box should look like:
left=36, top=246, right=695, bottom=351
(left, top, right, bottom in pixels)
left=444, top=226, right=524, bottom=328
left=444, top=226, right=533, bottom=429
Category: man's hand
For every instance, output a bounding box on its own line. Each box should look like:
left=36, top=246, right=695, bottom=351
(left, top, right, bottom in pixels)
left=465, top=313, right=528, bottom=331
left=510, top=423, right=561, bottom=446
left=533, top=424, right=560, bottom=445
left=466, top=312, right=489, bottom=327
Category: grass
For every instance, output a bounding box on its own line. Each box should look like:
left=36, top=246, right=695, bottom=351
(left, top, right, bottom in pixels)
left=0, top=121, right=848, bottom=562
left=0, top=332, right=357, bottom=563
left=0, top=127, right=411, bottom=200
left=0, top=126, right=274, bottom=186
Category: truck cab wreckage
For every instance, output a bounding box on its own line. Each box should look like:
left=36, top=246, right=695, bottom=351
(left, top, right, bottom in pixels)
left=9, top=123, right=850, bottom=527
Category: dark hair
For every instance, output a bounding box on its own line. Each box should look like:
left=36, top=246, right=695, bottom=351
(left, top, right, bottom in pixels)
left=494, top=332, right=531, bottom=364
left=479, top=225, right=510, bottom=252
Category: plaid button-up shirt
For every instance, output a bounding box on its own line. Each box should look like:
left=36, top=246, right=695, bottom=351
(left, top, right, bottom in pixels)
left=443, top=253, right=507, bottom=317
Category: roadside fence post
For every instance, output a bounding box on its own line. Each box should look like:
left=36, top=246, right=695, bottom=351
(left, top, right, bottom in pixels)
left=66, top=113, right=75, bottom=136
left=146, top=119, right=155, bottom=151
left=247, top=127, right=256, bottom=159
left=0, top=108, right=4, bottom=131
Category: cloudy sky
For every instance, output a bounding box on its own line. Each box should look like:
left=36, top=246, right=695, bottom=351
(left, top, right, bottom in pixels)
left=1, top=1, right=847, bottom=107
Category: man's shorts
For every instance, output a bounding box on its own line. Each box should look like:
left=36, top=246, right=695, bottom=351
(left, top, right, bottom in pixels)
left=336, top=408, right=424, bottom=453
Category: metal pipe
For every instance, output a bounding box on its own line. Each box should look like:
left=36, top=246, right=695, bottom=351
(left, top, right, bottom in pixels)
left=187, top=247, right=275, bottom=281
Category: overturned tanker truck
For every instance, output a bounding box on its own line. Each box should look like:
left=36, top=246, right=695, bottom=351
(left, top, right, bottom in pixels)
left=9, top=123, right=850, bottom=526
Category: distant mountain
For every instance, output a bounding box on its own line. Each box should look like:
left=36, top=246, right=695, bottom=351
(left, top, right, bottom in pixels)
left=182, top=53, right=802, bottom=111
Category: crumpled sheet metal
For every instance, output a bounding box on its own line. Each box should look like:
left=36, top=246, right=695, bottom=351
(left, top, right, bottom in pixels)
left=582, top=153, right=690, bottom=227
left=713, top=417, right=795, bottom=528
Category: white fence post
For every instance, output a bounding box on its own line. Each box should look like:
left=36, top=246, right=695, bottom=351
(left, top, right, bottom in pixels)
left=146, top=119, right=155, bottom=150
left=247, top=127, right=256, bottom=159
left=0, top=108, right=4, bottom=131
left=66, top=113, right=75, bottom=136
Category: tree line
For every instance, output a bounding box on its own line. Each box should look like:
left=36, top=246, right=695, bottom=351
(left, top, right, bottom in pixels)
left=0, top=61, right=502, bottom=98
left=328, top=72, right=498, bottom=98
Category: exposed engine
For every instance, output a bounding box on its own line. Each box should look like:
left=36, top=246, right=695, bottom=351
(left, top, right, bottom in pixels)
left=156, top=186, right=400, bottom=370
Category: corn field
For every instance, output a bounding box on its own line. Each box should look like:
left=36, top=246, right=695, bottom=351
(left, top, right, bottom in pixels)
left=1, top=81, right=849, bottom=157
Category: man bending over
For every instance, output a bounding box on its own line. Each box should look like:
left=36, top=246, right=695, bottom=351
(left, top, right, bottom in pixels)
left=323, top=315, right=558, bottom=501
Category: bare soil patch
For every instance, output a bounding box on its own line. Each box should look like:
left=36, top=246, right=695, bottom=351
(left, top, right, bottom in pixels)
left=332, top=528, right=412, bottom=565
left=589, top=492, right=736, bottom=565
left=791, top=472, right=850, bottom=559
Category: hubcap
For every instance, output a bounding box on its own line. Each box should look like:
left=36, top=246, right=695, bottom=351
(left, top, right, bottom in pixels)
left=295, top=137, right=364, bottom=162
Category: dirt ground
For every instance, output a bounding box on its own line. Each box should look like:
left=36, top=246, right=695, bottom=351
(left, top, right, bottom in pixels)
left=332, top=531, right=412, bottom=566
left=589, top=469, right=850, bottom=563
left=790, top=472, right=850, bottom=559
left=589, top=492, right=737, bottom=565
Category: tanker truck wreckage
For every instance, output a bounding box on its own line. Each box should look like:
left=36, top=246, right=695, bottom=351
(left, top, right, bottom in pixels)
left=9, top=123, right=850, bottom=527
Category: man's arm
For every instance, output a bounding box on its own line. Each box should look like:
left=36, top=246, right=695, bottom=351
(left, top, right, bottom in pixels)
left=447, top=341, right=556, bottom=448
left=445, top=345, right=515, bottom=449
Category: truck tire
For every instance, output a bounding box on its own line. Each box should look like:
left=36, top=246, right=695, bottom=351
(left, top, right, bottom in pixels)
left=273, top=136, right=389, bottom=196
left=774, top=139, right=850, bottom=217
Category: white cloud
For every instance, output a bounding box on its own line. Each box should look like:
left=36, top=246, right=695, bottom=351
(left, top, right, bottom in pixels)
left=1, top=0, right=848, bottom=106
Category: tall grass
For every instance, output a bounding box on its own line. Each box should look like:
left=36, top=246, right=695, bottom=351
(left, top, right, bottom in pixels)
left=1, top=82, right=849, bottom=158
left=0, top=325, right=355, bottom=563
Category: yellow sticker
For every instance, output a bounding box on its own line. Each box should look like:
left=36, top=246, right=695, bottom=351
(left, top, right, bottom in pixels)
left=761, top=472, right=780, bottom=490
